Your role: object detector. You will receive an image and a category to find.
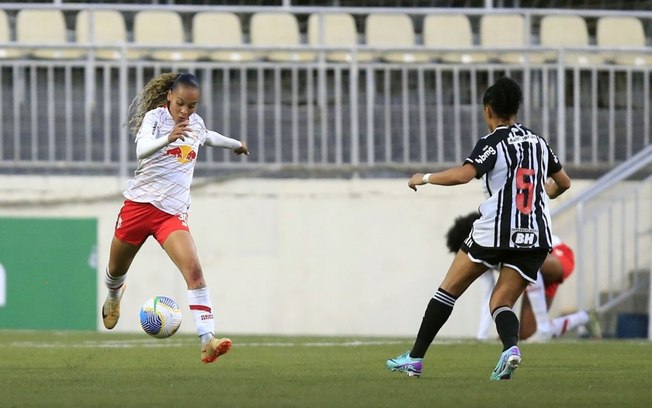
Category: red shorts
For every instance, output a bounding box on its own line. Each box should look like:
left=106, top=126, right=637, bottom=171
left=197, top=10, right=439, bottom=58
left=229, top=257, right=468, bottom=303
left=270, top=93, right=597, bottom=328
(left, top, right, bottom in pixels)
left=544, top=243, right=575, bottom=298
left=114, top=200, right=190, bottom=246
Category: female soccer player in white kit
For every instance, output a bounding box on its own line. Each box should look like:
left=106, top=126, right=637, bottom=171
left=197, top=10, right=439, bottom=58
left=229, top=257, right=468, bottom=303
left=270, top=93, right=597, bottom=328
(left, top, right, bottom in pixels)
left=386, top=77, right=571, bottom=380
left=101, top=72, right=249, bottom=363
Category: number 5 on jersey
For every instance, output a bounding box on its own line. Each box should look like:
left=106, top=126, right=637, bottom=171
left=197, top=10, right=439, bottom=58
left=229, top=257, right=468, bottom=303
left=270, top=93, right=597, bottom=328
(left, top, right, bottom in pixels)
left=516, top=167, right=534, bottom=214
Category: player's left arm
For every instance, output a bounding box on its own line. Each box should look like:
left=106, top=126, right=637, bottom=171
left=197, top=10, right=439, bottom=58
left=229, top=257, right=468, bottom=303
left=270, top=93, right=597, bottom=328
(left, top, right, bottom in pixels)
left=205, top=130, right=249, bottom=155
left=545, top=169, right=570, bottom=199
left=408, top=163, right=477, bottom=191
left=544, top=140, right=569, bottom=199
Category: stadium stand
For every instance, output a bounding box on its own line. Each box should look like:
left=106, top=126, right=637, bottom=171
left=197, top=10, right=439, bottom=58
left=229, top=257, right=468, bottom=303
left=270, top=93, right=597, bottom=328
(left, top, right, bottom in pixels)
left=0, top=9, right=23, bottom=58
left=0, top=6, right=649, bottom=66
left=192, top=12, right=257, bottom=62
left=539, top=15, right=603, bottom=65
left=597, top=16, right=652, bottom=66
left=365, top=13, right=429, bottom=63
left=133, top=10, right=200, bottom=61
left=74, top=0, right=652, bottom=8
left=250, top=12, right=316, bottom=62
left=423, top=14, right=488, bottom=64
left=16, top=9, right=83, bottom=59
left=76, top=10, right=128, bottom=60
left=480, top=13, right=545, bottom=64
left=307, top=12, right=374, bottom=63
left=0, top=2, right=651, bottom=175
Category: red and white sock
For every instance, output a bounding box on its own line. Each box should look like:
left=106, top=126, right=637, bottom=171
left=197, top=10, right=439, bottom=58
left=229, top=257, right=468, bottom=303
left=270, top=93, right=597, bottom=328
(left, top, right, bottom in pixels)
left=104, top=267, right=126, bottom=299
left=188, top=287, right=215, bottom=343
left=551, top=310, right=589, bottom=337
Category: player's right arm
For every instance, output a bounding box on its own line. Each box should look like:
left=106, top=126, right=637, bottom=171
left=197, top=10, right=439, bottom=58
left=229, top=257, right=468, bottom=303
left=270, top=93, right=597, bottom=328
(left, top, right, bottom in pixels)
left=408, top=164, right=477, bottom=191
left=408, top=135, right=494, bottom=191
left=135, top=112, right=191, bottom=159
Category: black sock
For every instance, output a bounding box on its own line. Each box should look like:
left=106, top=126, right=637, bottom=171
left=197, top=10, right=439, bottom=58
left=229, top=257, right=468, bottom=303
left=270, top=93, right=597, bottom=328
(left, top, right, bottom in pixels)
left=493, top=306, right=519, bottom=351
left=410, top=288, right=457, bottom=359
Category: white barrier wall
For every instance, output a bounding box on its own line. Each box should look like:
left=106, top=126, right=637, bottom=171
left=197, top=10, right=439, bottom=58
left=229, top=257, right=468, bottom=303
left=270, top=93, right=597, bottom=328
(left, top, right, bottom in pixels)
left=0, top=176, right=587, bottom=338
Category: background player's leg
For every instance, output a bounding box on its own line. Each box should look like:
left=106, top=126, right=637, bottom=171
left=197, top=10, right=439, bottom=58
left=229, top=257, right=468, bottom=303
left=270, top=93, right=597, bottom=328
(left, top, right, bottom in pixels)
left=540, top=253, right=565, bottom=284
left=476, top=271, right=495, bottom=340
left=523, top=272, right=552, bottom=340
left=551, top=311, right=591, bottom=337
left=519, top=294, right=537, bottom=339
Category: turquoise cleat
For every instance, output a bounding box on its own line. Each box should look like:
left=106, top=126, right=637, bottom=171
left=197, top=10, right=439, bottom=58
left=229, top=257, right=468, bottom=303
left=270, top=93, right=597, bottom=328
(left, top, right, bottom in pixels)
left=490, top=346, right=521, bottom=380
left=386, top=351, right=423, bottom=377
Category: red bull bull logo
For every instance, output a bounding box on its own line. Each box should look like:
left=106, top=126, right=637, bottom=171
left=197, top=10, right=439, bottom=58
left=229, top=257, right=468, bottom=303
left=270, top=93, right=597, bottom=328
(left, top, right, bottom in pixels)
left=165, top=145, right=197, bottom=164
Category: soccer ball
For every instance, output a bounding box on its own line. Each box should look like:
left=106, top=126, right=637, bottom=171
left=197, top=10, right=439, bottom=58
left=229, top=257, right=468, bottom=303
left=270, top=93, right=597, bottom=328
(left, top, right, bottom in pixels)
left=139, top=296, right=182, bottom=339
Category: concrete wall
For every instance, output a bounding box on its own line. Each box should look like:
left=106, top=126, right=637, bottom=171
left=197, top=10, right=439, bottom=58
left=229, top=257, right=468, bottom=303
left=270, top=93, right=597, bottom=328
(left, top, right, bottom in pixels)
left=0, top=175, right=589, bottom=338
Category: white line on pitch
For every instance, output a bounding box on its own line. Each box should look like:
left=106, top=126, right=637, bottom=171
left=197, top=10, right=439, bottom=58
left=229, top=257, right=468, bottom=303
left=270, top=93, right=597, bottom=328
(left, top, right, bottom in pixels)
left=3, top=339, right=412, bottom=349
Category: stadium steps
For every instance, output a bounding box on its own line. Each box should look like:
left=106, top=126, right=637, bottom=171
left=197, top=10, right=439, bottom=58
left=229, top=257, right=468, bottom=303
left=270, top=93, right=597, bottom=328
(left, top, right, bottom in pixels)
left=599, top=268, right=650, bottom=338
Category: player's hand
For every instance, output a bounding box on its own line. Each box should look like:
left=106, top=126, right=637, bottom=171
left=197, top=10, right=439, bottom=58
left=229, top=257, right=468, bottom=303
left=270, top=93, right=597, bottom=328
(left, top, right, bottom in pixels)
left=168, top=121, right=191, bottom=143
left=408, top=173, right=427, bottom=192
left=234, top=142, right=249, bottom=156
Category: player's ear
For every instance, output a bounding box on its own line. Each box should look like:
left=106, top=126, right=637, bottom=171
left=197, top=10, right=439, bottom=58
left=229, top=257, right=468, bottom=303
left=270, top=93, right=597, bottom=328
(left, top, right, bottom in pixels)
left=166, top=89, right=172, bottom=103
left=483, top=104, right=493, bottom=119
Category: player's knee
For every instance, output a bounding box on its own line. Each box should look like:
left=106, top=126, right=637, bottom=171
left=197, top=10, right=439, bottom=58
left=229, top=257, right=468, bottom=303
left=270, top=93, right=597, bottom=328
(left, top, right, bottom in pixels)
left=182, top=263, right=204, bottom=285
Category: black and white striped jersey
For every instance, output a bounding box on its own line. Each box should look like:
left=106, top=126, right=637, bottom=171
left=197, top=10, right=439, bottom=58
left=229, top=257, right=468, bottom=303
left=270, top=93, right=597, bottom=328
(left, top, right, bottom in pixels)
left=464, top=124, right=562, bottom=250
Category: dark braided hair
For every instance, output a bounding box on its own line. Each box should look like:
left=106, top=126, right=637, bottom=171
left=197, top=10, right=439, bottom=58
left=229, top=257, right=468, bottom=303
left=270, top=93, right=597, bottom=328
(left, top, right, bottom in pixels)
left=445, top=212, right=481, bottom=253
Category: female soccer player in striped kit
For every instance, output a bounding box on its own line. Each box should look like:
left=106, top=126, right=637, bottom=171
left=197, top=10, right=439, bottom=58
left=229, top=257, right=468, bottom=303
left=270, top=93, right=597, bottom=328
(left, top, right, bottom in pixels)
left=101, top=72, right=249, bottom=363
left=387, top=77, right=571, bottom=380
left=445, top=212, right=601, bottom=342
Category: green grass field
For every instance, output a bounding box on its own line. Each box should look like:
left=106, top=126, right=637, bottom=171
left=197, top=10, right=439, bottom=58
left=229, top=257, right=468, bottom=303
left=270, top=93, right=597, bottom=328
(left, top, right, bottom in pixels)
left=0, top=331, right=650, bottom=408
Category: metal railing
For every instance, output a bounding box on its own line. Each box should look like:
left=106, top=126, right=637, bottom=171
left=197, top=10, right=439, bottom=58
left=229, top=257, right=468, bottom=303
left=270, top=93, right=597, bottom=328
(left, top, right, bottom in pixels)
left=551, top=143, right=652, bottom=338
left=1, top=51, right=651, bottom=176
left=1, top=4, right=652, bottom=177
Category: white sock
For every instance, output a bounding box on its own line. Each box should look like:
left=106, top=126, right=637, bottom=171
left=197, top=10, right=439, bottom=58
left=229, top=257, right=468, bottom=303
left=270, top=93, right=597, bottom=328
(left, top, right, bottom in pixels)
left=526, top=272, right=552, bottom=335
left=188, top=287, right=215, bottom=342
left=476, top=271, right=495, bottom=340
left=104, top=267, right=126, bottom=299
left=551, top=310, right=589, bottom=337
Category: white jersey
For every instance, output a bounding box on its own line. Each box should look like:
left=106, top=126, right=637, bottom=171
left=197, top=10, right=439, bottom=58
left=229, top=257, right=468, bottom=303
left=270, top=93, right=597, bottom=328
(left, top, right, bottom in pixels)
left=465, top=124, right=562, bottom=249
left=124, top=107, right=208, bottom=215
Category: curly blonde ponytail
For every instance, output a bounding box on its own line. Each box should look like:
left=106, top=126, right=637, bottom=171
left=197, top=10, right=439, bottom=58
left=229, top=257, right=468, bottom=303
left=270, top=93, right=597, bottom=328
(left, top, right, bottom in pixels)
left=128, top=72, right=178, bottom=136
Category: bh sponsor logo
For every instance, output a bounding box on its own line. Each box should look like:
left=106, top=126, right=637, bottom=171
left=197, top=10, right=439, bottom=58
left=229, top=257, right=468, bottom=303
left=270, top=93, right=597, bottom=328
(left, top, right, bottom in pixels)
left=475, top=145, right=496, bottom=164
left=511, top=229, right=538, bottom=247
left=166, top=145, right=197, bottom=164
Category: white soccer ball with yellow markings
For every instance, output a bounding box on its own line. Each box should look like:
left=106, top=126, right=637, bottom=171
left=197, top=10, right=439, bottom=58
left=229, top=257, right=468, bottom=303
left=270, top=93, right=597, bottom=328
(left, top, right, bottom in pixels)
left=139, top=296, right=182, bottom=339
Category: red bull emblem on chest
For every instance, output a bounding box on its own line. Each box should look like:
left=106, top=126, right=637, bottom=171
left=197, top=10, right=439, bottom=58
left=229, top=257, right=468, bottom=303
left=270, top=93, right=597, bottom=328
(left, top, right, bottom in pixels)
left=165, top=145, right=197, bottom=164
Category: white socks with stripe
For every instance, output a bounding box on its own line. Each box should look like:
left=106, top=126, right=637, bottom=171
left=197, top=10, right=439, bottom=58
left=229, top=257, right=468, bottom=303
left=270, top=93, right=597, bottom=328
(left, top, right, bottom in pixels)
left=476, top=271, right=496, bottom=340
left=526, top=272, right=552, bottom=336
left=104, top=268, right=126, bottom=299
left=551, top=310, right=589, bottom=337
left=188, top=287, right=215, bottom=343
